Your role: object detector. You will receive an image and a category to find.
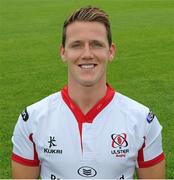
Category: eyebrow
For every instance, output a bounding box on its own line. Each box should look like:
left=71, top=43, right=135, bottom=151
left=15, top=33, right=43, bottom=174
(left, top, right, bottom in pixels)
left=68, top=40, right=82, bottom=46
left=91, top=40, right=105, bottom=44
left=70, top=40, right=82, bottom=44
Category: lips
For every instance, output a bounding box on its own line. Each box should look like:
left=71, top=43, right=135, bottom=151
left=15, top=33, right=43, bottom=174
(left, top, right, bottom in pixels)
left=78, top=64, right=97, bottom=69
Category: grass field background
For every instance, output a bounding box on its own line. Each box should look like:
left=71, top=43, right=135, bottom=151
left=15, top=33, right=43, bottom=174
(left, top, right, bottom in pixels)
left=0, top=0, right=174, bottom=178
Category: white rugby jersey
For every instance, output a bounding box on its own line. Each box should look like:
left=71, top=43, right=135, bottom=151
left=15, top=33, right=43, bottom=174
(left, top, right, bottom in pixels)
left=12, top=84, right=164, bottom=179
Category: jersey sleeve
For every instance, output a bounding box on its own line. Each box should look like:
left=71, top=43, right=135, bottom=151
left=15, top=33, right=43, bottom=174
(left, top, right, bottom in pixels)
left=136, top=112, right=165, bottom=168
left=11, top=108, right=40, bottom=166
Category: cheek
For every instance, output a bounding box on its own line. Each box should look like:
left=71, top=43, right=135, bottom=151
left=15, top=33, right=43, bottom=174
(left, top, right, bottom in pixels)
left=94, top=49, right=110, bottom=58
left=65, top=51, right=80, bottom=62
left=96, top=52, right=110, bottom=62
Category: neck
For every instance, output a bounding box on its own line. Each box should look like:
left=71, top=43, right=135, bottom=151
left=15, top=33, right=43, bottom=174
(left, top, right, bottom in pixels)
left=68, top=82, right=107, bottom=114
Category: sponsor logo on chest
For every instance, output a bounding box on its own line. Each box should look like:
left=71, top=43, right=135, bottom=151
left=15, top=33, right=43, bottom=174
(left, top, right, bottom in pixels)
left=44, top=136, right=63, bottom=154
left=77, top=166, right=97, bottom=177
left=111, top=133, right=129, bottom=158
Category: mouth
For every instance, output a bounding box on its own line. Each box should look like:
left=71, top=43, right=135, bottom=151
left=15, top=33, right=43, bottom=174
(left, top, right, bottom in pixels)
left=78, top=64, right=97, bottom=69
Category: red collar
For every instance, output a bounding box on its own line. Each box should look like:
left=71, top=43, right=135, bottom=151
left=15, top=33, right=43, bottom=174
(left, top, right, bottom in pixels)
left=61, top=84, right=115, bottom=124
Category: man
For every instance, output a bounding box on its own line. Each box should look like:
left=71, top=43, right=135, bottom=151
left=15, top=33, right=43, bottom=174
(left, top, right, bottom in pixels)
left=12, top=6, right=165, bottom=179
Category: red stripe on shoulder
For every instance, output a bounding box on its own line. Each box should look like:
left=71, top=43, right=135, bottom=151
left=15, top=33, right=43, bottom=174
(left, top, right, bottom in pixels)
left=12, top=133, right=40, bottom=166
left=29, top=133, right=39, bottom=161
left=12, top=153, right=40, bottom=166
left=138, top=153, right=165, bottom=168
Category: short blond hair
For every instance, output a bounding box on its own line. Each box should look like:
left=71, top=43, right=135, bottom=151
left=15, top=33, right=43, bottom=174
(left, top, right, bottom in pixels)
left=62, top=6, right=112, bottom=47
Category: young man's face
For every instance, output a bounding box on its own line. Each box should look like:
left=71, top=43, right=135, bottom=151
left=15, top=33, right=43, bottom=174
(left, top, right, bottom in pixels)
left=60, top=21, right=115, bottom=87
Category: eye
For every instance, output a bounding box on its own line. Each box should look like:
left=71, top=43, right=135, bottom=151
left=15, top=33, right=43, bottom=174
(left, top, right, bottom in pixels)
left=72, top=44, right=80, bottom=48
left=70, top=42, right=82, bottom=49
left=91, top=41, right=104, bottom=48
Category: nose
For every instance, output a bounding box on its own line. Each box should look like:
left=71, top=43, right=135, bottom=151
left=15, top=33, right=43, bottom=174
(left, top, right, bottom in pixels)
left=81, top=44, right=94, bottom=60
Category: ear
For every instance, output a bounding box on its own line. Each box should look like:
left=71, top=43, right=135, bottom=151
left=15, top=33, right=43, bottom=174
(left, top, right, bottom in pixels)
left=60, top=45, right=66, bottom=62
left=108, top=43, right=116, bottom=62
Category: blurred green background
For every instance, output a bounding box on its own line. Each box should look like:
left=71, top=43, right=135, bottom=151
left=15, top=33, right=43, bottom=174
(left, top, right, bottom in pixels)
left=0, top=0, right=174, bottom=178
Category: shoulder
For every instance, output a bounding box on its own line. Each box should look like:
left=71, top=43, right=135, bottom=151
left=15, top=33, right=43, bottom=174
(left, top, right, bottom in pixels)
left=113, top=92, right=159, bottom=139
left=114, top=92, right=149, bottom=118
left=20, top=92, right=62, bottom=124
left=28, top=92, right=61, bottom=113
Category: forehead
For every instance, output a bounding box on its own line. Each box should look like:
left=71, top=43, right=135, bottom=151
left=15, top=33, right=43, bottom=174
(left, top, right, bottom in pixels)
left=65, top=21, right=108, bottom=43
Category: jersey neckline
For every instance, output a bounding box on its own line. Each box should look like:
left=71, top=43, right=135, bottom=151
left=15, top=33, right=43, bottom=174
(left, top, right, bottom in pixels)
left=61, top=83, right=115, bottom=124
